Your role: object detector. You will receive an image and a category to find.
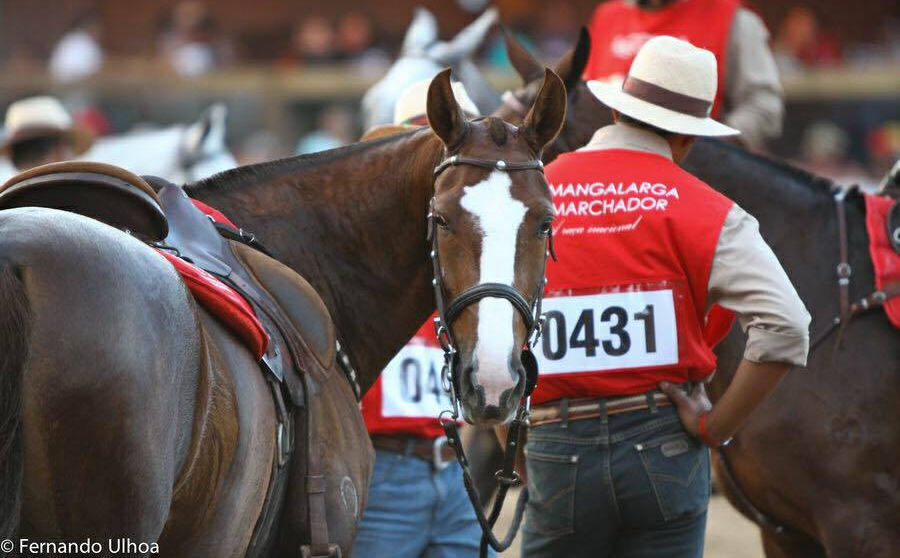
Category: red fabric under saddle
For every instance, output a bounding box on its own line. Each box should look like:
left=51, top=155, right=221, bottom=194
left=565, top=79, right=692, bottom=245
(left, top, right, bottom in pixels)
left=864, top=194, right=900, bottom=328
left=191, top=199, right=238, bottom=229
left=156, top=248, right=268, bottom=359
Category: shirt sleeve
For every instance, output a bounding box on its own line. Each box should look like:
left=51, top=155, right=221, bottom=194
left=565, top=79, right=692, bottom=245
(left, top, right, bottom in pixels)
left=723, top=8, right=785, bottom=150
left=707, top=205, right=811, bottom=365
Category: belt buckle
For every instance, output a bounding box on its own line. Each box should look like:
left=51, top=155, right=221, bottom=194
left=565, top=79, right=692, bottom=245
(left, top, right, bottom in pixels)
left=432, top=435, right=451, bottom=471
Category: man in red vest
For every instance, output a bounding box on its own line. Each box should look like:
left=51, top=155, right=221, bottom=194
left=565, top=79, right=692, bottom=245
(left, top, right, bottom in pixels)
left=523, top=35, right=810, bottom=556
left=583, top=0, right=782, bottom=149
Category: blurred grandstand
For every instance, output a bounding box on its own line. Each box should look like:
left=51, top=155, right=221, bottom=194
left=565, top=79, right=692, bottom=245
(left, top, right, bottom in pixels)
left=1, top=0, right=898, bottom=187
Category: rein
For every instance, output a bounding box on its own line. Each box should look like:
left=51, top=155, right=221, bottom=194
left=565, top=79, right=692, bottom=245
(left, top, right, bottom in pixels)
left=429, top=152, right=550, bottom=556
left=808, top=186, right=900, bottom=352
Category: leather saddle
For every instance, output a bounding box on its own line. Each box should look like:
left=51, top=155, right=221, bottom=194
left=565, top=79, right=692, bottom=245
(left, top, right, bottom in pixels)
left=0, top=161, right=168, bottom=241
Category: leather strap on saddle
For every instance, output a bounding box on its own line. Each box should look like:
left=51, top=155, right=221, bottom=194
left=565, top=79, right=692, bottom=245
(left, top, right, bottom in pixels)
left=151, top=179, right=341, bottom=557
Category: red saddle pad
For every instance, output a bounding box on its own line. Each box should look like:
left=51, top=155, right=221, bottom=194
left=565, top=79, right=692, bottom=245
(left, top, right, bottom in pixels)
left=156, top=248, right=268, bottom=358
left=864, top=194, right=900, bottom=328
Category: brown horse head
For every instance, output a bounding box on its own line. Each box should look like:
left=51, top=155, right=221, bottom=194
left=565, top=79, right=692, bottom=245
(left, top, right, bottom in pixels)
left=497, top=28, right=607, bottom=162
left=426, top=68, right=565, bottom=424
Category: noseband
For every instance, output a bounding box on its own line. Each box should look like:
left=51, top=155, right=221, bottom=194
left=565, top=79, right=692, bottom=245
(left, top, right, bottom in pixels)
left=429, top=153, right=549, bottom=413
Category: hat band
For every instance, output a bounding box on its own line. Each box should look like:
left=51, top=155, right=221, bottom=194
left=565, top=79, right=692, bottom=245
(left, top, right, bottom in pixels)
left=623, top=76, right=712, bottom=118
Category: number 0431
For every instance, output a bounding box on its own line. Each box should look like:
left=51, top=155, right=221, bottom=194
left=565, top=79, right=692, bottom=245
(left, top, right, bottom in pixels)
left=536, top=289, right=679, bottom=374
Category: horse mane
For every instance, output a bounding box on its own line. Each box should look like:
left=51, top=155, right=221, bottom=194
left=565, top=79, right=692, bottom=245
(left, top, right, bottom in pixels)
left=698, top=138, right=842, bottom=196
left=187, top=128, right=421, bottom=193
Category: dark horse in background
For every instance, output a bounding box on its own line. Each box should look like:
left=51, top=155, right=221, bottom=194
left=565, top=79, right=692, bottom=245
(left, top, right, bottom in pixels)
left=0, top=70, right=567, bottom=556
left=494, top=30, right=900, bottom=557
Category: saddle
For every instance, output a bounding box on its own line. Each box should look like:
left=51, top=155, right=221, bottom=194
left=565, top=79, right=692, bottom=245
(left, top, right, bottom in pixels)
left=0, top=161, right=168, bottom=240
left=0, top=162, right=348, bottom=557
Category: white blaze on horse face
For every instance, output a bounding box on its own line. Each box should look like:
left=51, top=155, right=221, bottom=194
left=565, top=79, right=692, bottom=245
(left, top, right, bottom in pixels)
left=459, top=170, right=527, bottom=407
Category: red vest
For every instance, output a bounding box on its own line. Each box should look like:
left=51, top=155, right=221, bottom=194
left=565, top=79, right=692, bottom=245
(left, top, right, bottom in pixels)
left=534, top=147, right=734, bottom=404
left=583, top=0, right=739, bottom=117
left=361, top=318, right=453, bottom=439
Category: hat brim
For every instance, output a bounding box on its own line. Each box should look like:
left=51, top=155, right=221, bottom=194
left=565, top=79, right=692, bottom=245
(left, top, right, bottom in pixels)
left=1, top=125, right=94, bottom=156
left=587, top=80, right=740, bottom=138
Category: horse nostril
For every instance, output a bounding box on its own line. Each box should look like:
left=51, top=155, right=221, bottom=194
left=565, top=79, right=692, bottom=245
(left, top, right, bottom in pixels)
left=481, top=405, right=503, bottom=421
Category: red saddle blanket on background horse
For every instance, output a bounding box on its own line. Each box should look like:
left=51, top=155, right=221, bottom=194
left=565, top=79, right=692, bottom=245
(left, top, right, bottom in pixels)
left=865, top=194, right=900, bottom=327
left=155, top=199, right=268, bottom=359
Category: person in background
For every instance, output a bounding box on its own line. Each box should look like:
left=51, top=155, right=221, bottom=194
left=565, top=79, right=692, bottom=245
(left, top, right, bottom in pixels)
left=281, top=17, right=340, bottom=66
left=336, top=11, right=389, bottom=76
left=354, top=79, right=486, bottom=558
left=1, top=96, right=93, bottom=172
left=48, top=12, right=104, bottom=82
left=522, top=36, right=809, bottom=557
left=158, top=1, right=231, bottom=76
left=583, top=0, right=783, bottom=150
left=295, top=105, right=356, bottom=155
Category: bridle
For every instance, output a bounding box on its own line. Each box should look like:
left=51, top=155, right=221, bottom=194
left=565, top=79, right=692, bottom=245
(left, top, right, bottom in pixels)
left=429, top=153, right=550, bottom=414
left=428, top=150, right=554, bottom=556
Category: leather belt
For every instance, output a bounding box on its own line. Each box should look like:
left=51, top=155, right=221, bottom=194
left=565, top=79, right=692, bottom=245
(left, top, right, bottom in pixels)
left=530, top=391, right=674, bottom=428
left=371, top=434, right=456, bottom=471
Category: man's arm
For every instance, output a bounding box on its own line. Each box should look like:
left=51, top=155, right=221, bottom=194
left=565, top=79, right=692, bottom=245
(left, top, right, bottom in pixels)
left=663, top=205, right=810, bottom=444
left=724, top=8, right=785, bottom=150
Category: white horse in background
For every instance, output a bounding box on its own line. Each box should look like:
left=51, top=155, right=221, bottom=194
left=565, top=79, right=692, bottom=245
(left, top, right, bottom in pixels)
left=361, top=7, right=500, bottom=130
left=0, top=103, right=236, bottom=184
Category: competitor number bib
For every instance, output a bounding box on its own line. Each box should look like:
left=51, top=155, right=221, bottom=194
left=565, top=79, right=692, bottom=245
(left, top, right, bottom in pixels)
left=380, top=342, right=452, bottom=418
left=537, top=288, right=678, bottom=374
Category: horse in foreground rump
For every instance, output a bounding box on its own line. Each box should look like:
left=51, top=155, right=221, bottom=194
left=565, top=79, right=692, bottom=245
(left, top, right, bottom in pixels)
left=0, top=69, right=566, bottom=556
left=499, top=31, right=900, bottom=558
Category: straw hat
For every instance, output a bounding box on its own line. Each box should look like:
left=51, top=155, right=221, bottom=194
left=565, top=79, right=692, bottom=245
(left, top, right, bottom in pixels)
left=1, top=96, right=93, bottom=155
left=393, top=79, right=480, bottom=126
left=587, top=36, right=739, bottom=137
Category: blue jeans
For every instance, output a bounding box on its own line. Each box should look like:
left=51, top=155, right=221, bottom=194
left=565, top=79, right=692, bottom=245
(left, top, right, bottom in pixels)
left=522, top=404, right=710, bottom=558
left=354, top=449, right=492, bottom=558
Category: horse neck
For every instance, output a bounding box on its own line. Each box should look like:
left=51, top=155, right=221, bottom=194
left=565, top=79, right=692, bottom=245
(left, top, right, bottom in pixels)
left=190, top=130, right=444, bottom=389
left=687, top=141, right=873, bottom=386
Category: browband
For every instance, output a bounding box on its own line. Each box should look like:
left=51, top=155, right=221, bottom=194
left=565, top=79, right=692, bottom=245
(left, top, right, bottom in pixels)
left=434, top=154, right=544, bottom=177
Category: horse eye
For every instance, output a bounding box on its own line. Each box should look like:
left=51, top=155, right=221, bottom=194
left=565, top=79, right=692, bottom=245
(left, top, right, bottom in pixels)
left=434, top=214, right=449, bottom=229
left=538, top=220, right=553, bottom=237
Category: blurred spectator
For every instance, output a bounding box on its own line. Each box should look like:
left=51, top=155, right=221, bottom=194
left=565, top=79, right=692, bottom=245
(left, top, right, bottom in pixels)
left=1, top=96, right=93, bottom=171
left=336, top=12, right=389, bottom=76
left=49, top=13, right=104, bottom=82
left=235, top=130, right=289, bottom=166
left=773, top=7, right=842, bottom=75
left=868, top=121, right=900, bottom=184
left=158, top=1, right=232, bottom=76
left=281, top=17, right=340, bottom=66
left=795, top=120, right=869, bottom=186
left=295, top=105, right=355, bottom=154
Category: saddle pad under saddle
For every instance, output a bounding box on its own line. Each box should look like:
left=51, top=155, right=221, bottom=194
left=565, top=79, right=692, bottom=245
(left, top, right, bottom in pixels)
left=156, top=247, right=268, bottom=359
left=864, top=194, right=900, bottom=327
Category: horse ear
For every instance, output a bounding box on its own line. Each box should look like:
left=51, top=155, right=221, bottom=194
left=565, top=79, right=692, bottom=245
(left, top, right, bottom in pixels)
left=521, top=69, right=567, bottom=152
left=503, top=28, right=544, bottom=83
left=427, top=68, right=468, bottom=148
left=555, top=27, right=592, bottom=93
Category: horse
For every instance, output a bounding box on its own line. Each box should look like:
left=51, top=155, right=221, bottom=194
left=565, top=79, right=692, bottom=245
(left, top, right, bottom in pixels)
left=0, top=68, right=566, bottom=556
left=0, top=104, right=236, bottom=185
left=498, top=30, right=900, bottom=557
left=361, top=7, right=501, bottom=130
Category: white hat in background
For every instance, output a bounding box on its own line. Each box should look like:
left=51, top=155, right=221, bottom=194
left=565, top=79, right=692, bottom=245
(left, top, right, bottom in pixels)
left=393, top=79, right=480, bottom=126
left=1, top=96, right=93, bottom=155
left=587, top=35, right=739, bottom=137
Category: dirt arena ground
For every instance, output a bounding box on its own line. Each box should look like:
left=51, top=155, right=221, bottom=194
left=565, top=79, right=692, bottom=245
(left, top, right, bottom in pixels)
left=498, top=492, right=765, bottom=557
